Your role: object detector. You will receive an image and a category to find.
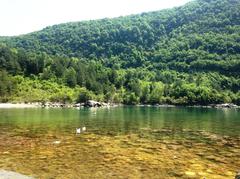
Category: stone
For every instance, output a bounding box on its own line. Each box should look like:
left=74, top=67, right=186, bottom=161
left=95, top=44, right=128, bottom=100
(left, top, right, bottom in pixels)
left=53, top=140, right=61, bottom=144
left=84, top=100, right=102, bottom=107
left=73, top=103, right=84, bottom=107
left=0, top=170, right=33, bottom=179
left=215, top=103, right=239, bottom=108
left=185, top=171, right=196, bottom=177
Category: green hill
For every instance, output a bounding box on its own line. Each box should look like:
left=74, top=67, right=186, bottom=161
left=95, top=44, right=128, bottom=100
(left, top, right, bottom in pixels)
left=0, top=0, right=240, bottom=105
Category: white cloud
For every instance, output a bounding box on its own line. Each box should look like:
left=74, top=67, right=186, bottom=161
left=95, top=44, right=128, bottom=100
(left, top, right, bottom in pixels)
left=0, top=0, right=191, bottom=36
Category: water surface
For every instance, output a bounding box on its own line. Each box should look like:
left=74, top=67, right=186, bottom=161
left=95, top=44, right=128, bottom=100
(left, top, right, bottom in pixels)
left=0, top=107, right=239, bottom=178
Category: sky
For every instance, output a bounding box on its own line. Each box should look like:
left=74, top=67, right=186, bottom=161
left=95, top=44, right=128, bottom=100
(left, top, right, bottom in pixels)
left=0, top=0, right=191, bottom=36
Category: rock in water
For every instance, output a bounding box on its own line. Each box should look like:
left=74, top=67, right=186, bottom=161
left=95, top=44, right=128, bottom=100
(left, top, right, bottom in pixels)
left=53, top=140, right=61, bottom=144
left=0, top=170, right=33, bottom=179
left=84, top=100, right=102, bottom=107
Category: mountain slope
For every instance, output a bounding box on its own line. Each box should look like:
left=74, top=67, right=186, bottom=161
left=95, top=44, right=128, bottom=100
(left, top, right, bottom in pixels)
left=0, top=0, right=240, bottom=105
left=2, top=0, right=240, bottom=67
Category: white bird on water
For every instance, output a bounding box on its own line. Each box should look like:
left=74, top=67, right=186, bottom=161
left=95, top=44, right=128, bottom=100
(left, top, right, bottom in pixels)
left=76, top=128, right=81, bottom=134
left=76, top=127, right=86, bottom=134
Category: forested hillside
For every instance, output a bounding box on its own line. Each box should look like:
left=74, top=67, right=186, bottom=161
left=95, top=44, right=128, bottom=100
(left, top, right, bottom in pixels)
left=0, top=0, right=240, bottom=105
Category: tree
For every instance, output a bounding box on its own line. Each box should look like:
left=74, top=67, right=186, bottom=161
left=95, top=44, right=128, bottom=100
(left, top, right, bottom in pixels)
left=64, top=67, right=77, bottom=87
left=0, top=70, right=16, bottom=102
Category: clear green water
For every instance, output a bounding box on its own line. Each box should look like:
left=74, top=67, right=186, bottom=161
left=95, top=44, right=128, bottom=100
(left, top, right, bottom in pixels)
left=0, top=107, right=239, bottom=178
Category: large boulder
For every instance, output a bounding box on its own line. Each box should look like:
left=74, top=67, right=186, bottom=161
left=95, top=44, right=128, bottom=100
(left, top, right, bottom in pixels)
left=215, top=103, right=238, bottom=108
left=84, top=100, right=102, bottom=107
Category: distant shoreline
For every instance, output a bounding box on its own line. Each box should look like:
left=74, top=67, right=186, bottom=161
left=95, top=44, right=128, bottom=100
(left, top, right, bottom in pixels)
left=0, top=102, right=239, bottom=109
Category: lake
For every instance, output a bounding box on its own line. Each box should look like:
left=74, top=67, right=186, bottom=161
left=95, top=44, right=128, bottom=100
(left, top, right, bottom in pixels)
left=0, top=107, right=239, bottom=178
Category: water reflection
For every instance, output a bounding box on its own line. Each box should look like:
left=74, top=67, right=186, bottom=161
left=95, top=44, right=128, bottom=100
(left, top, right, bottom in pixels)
left=0, top=107, right=240, bottom=137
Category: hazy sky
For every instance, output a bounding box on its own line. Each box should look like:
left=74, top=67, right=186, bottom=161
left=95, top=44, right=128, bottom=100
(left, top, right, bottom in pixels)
left=0, top=0, right=191, bottom=36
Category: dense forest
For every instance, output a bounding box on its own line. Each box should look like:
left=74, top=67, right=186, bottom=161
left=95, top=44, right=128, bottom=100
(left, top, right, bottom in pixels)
left=0, top=0, right=240, bottom=105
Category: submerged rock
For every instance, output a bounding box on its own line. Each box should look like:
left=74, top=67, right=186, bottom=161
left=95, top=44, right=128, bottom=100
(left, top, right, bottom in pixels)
left=185, top=171, right=196, bottom=177
left=53, top=140, right=61, bottom=144
left=0, top=170, right=33, bottom=179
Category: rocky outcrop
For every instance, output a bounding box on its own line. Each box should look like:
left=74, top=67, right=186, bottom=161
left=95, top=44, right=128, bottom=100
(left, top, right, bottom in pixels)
left=85, top=100, right=101, bottom=107
left=84, top=100, right=103, bottom=107
left=214, top=103, right=238, bottom=108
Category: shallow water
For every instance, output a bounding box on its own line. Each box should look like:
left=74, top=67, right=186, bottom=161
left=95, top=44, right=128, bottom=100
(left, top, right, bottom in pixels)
left=0, top=107, right=239, bottom=178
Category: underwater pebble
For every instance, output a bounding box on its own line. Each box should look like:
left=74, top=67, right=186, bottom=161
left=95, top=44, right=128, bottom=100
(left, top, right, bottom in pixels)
left=207, top=169, right=213, bottom=173
left=53, top=140, right=61, bottom=144
left=225, top=171, right=233, bottom=176
left=198, top=171, right=207, bottom=176
left=185, top=171, right=196, bottom=176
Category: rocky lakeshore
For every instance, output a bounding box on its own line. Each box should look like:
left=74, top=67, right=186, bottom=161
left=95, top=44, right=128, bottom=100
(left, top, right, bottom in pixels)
left=0, top=102, right=239, bottom=109
left=0, top=100, right=117, bottom=109
left=42, top=100, right=115, bottom=108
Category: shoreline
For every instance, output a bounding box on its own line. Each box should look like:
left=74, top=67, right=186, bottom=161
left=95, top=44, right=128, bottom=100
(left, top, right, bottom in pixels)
left=0, top=102, right=239, bottom=109
left=0, top=103, right=40, bottom=108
